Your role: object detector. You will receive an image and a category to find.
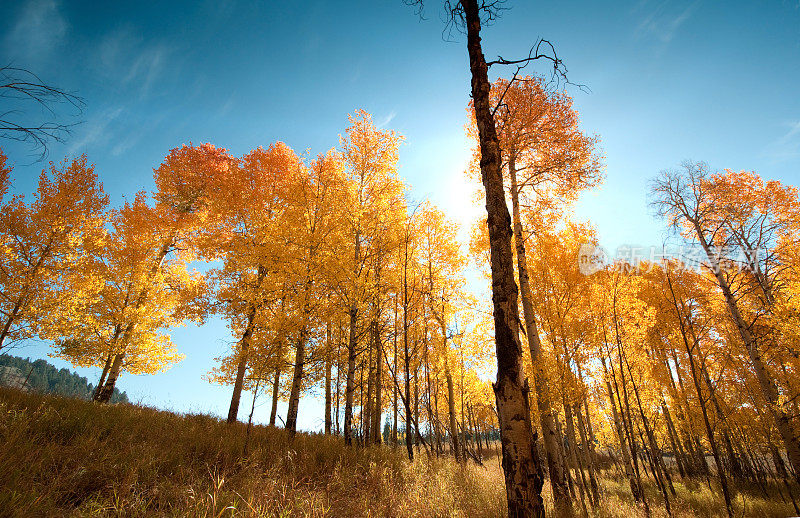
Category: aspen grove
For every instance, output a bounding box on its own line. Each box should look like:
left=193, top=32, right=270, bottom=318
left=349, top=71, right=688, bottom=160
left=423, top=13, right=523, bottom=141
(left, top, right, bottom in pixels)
left=1, top=86, right=799, bottom=515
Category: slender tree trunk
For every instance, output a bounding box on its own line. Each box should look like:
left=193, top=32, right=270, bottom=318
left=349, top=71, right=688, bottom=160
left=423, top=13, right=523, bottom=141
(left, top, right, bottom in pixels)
left=364, top=339, right=374, bottom=445
left=243, top=378, right=260, bottom=456
left=96, top=349, right=125, bottom=403
left=564, top=399, right=589, bottom=515
left=92, top=353, right=114, bottom=401
left=662, top=398, right=687, bottom=479
left=600, top=352, right=645, bottom=506
left=270, top=366, right=281, bottom=426
left=508, top=153, right=571, bottom=514
left=97, top=231, right=178, bottom=404
left=344, top=305, right=358, bottom=445
left=226, top=300, right=259, bottom=423
left=461, top=1, right=545, bottom=513
left=700, top=356, right=744, bottom=482
left=393, top=295, right=399, bottom=446
left=444, top=344, right=461, bottom=460
left=325, top=322, right=332, bottom=435
left=285, top=330, right=308, bottom=437
left=336, top=325, right=342, bottom=435
left=576, top=403, right=600, bottom=505
left=372, top=319, right=382, bottom=444
left=404, top=302, right=414, bottom=461
left=665, top=271, right=733, bottom=517
left=623, top=346, right=676, bottom=502
left=609, top=323, right=651, bottom=515
left=414, top=364, right=420, bottom=453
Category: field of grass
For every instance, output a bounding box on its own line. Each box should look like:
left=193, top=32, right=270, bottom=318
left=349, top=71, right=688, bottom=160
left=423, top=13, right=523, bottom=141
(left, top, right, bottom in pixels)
left=0, top=387, right=796, bottom=517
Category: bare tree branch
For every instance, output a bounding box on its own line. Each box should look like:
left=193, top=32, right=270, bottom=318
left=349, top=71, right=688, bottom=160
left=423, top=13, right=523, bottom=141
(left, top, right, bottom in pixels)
left=0, top=65, right=85, bottom=160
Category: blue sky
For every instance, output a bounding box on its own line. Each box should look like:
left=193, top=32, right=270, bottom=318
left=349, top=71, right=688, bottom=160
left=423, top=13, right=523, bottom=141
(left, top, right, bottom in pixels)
left=1, top=0, right=798, bottom=431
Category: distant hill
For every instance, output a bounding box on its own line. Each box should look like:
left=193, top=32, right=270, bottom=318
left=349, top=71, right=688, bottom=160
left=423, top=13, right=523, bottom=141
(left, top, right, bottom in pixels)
left=0, top=354, right=128, bottom=403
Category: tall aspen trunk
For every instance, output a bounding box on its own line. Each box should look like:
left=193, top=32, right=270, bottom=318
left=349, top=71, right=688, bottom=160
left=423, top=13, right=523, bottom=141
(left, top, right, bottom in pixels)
left=508, top=153, right=571, bottom=513
left=92, top=353, right=113, bottom=401
left=404, top=302, right=413, bottom=461
left=343, top=305, right=358, bottom=445
left=414, top=366, right=420, bottom=452
left=665, top=272, right=733, bottom=517
left=243, top=378, right=260, bottom=456
left=325, top=322, right=332, bottom=434
left=608, top=313, right=650, bottom=515
left=335, top=324, right=342, bottom=435
left=285, top=330, right=308, bottom=437
left=602, top=354, right=642, bottom=502
left=577, top=363, right=600, bottom=472
left=227, top=300, right=260, bottom=423
left=662, top=398, right=687, bottom=479
left=555, top=413, right=575, bottom=497
left=444, top=344, right=461, bottom=460
left=358, top=356, right=365, bottom=442
left=564, top=399, right=589, bottom=515
left=269, top=366, right=281, bottom=426
left=700, top=358, right=744, bottom=482
left=364, top=340, right=374, bottom=445
left=96, top=350, right=125, bottom=403
left=372, top=319, right=382, bottom=444
left=623, top=346, right=675, bottom=502
left=670, top=348, right=708, bottom=478
left=460, top=351, right=467, bottom=462
left=393, top=295, right=399, bottom=446
left=575, top=403, right=600, bottom=505
left=343, top=221, right=361, bottom=445
left=462, top=1, right=546, bottom=510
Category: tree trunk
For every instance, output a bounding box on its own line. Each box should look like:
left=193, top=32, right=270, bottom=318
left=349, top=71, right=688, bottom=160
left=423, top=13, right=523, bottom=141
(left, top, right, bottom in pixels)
left=270, top=366, right=281, bottom=426
left=600, top=353, right=644, bottom=505
left=564, top=399, right=589, bottom=515
left=665, top=271, right=733, bottom=517
left=508, top=153, right=571, bottom=513
left=343, top=305, right=358, bottom=445
left=372, top=319, right=382, bottom=444
left=285, top=330, right=307, bottom=437
left=364, top=339, right=374, bottom=445
left=393, top=295, right=399, bottom=446
left=95, top=350, right=125, bottom=403
left=92, top=353, right=113, bottom=401
left=227, top=300, right=259, bottom=423
left=460, top=0, right=545, bottom=514
left=325, top=323, right=332, bottom=434
left=404, top=303, right=414, bottom=461
left=575, top=403, right=600, bottom=505
left=444, top=342, right=462, bottom=460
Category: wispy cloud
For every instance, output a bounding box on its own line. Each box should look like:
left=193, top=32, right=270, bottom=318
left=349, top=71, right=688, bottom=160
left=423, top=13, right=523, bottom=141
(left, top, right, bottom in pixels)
left=376, top=110, right=397, bottom=128
left=3, top=0, right=68, bottom=63
left=67, top=107, right=123, bottom=154
left=635, top=0, right=699, bottom=44
left=94, top=28, right=172, bottom=99
left=764, top=120, right=800, bottom=163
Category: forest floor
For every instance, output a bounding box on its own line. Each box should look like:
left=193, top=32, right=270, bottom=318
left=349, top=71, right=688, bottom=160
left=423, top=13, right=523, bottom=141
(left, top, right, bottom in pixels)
left=0, top=387, right=795, bottom=517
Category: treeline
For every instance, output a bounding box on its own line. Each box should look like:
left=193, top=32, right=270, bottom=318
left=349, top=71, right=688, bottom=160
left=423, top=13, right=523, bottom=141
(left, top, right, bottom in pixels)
left=0, top=353, right=128, bottom=403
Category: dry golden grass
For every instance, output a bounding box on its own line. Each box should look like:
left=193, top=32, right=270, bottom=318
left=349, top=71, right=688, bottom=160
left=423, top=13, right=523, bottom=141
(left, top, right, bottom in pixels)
left=0, top=387, right=796, bottom=517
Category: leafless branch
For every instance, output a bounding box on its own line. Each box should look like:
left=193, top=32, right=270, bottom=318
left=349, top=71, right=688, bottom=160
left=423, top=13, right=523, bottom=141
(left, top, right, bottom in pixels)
left=0, top=65, right=85, bottom=160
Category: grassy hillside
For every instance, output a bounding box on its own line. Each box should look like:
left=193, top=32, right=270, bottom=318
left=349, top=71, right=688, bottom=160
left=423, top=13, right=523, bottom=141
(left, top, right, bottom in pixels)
left=0, top=387, right=795, bottom=517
